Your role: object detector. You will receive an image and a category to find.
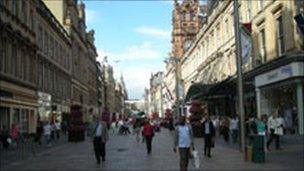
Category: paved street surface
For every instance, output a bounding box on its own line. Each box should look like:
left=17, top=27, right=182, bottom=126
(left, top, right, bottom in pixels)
left=2, top=129, right=303, bottom=171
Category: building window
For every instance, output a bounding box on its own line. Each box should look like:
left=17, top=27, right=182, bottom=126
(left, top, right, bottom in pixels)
left=54, top=42, right=58, bottom=62
left=1, top=37, right=6, bottom=73
left=247, top=0, right=252, bottom=21
left=44, top=31, right=48, bottom=55
left=21, top=49, right=26, bottom=80
left=276, top=16, right=285, bottom=56
left=38, top=26, right=43, bottom=50
left=48, top=36, right=52, bottom=57
left=258, top=0, right=264, bottom=11
left=21, top=0, right=27, bottom=25
left=38, top=60, right=43, bottom=89
left=6, top=41, right=11, bottom=74
left=11, top=44, right=17, bottom=76
left=216, top=25, right=221, bottom=47
left=50, top=37, right=54, bottom=59
left=29, top=9, right=34, bottom=30
left=185, top=13, right=190, bottom=21
left=258, top=28, right=267, bottom=63
left=12, top=0, right=18, bottom=16
left=224, top=19, right=229, bottom=40
left=17, top=49, right=22, bottom=78
left=29, top=55, right=36, bottom=84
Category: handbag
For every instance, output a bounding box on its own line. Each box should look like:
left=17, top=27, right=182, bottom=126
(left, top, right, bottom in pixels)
left=7, top=137, right=12, bottom=144
left=191, top=150, right=200, bottom=169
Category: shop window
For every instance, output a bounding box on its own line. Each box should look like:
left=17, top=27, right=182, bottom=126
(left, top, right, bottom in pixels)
left=13, top=108, right=20, bottom=125
left=276, top=16, right=285, bottom=56
left=20, top=109, right=29, bottom=133
left=0, top=107, right=10, bottom=130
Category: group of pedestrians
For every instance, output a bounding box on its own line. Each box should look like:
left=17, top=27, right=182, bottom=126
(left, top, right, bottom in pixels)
left=89, top=108, right=290, bottom=170
left=214, top=109, right=286, bottom=151
left=0, top=118, right=62, bottom=151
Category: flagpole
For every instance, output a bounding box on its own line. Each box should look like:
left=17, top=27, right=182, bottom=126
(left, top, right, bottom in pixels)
left=233, top=0, right=246, bottom=159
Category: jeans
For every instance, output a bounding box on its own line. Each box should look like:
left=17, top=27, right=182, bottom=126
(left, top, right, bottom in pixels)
left=145, top=135, right=153, bottom=154
left=204, top=134, right=212, bottom=156
left=179, top=147, right=190, bottom=171
left=231, top=129, right=238, bottom=143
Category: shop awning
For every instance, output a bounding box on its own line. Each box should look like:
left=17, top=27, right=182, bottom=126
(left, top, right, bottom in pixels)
left=184, top=77, right=235, bottom=103
left=184, top=83, right=217, bottom=103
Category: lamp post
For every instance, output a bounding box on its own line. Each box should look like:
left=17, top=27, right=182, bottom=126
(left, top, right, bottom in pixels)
left=233, top=0, right=246, bottom=157
left=165, top=56, right=181, bottom=119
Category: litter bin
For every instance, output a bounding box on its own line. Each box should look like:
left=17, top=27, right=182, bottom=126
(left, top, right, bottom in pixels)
left=249, top=134, right=265, bottom=163
left=245, top=145, right=252, bottom=162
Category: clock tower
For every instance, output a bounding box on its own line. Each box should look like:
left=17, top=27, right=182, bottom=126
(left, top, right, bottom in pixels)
left=171, top=0, right=206, bottom=58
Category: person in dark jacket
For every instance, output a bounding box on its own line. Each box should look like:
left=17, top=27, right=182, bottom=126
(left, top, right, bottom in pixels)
left=202, top=115, right=215, bottom=158
left=35, top=119, right=43, bottom=145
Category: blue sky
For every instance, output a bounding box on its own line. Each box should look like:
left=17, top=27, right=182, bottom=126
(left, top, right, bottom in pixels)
left=85, top=0, right=174, bottom=99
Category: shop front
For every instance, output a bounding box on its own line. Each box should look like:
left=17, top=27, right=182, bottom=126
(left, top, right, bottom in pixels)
left=0, top=81, right=38, bottom=134
left=255, top=62, right=304, bottom=134
left=38, top=91, right=52, bottom=122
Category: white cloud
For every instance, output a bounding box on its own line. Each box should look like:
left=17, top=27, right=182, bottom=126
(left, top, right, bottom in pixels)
left=98, top=42, right=163, bottom=62
left=86, top=9, right=98, bottom=24
left=123, top=64, right=164, bottom=99
left=135, top=26, right=170, bottom=39
left=96, top=41, right=167, bottom=99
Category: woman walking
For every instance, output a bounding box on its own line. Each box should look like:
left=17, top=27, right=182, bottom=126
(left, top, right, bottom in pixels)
left=142, top=119, right=154, bottom=154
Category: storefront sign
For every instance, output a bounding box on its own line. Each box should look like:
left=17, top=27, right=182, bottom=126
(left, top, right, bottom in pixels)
left=38, top=92, right=51, bottom=106
left=255, top=62, right=304, bottom=87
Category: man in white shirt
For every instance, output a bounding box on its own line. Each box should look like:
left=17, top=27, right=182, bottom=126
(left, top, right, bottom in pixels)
left=93, top=115, right=109, bottom=164
left=174, top=116, right=194, bottom=171
left=229, top=115, right=239, bottom=144
left=267, top=111, right=283, bottom=150
left=43, top=122, right=52, bottom=147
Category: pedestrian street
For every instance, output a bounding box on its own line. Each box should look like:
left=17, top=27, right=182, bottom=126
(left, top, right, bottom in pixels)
left=2, top=129, right=303, bottom=171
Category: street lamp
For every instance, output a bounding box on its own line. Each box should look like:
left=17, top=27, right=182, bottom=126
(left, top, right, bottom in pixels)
left=166, top=56, right=182, bottom=119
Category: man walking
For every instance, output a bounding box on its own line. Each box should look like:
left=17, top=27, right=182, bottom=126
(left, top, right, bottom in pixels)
left=173, top=116, right=194, bottom=171
left=202, top=115, right=215, bottom=158
left=43, top=122, right=52, bottom=147
left=267, top=111, right=283, bottom=150
left=229, top=115, right=239, bottom=144
left=93, top=115, right=109, bottom=164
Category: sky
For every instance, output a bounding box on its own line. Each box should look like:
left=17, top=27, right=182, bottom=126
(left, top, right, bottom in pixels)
left=84, top=0, right=174, bottom=99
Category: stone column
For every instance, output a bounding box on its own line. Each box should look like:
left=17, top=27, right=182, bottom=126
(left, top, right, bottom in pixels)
left=256, top=88, right=262, bottom=118
left=297, top=82, right=303, bottom=135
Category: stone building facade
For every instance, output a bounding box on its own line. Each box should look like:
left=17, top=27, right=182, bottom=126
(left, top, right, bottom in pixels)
left=163, top=0, right=205, bottom=112
left=0, top=0, right=99, bottom=132
left=35, top=0, right=72, bottom=121
left=0, top=0, right=38, bottom=133
left=178, top=0, right=303, bottom=133
left=149, top=72, right=164, bottom=118
left=44, top=0, right=98, bottom=121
